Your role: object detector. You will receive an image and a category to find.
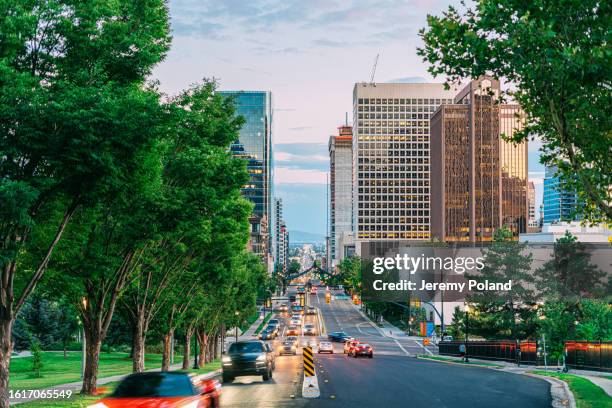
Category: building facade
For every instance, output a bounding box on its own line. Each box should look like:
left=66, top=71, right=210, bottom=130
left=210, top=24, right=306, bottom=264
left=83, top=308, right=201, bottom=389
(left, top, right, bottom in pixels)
left=274, top=198, right=289, bottom=272
left=329, top=125, right=353, bottom=265
left=220, top=91, right=273, bottom=261
left=352, top=82, right=458, bottom=247
left=430, top=77, right=528, bottom=242
left=543, top=165, right=580, bottom=224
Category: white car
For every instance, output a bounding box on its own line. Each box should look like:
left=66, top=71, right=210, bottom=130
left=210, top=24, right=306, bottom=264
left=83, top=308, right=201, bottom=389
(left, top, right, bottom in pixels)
left=318, top=341, right=333, bottom=354
left=290, top=318, right=302, bottom=326
left=303, top=323, right=316, bottom=336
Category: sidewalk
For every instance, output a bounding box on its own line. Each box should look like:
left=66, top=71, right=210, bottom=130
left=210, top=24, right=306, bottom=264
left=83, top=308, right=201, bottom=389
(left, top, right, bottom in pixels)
left=11, top=363, right=184, bottom=405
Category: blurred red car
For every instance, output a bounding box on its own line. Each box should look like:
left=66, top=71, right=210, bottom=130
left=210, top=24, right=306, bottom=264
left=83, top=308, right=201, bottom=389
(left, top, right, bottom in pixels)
left=88, top=372, right=220, bottom=408
left=350, top=343, right=373, bottom=358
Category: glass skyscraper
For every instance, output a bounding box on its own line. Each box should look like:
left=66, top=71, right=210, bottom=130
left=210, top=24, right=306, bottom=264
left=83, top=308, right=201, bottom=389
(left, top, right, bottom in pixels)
left=543, top=165, right=579, bottom=223
left=220, top=91, right=273, bottom=259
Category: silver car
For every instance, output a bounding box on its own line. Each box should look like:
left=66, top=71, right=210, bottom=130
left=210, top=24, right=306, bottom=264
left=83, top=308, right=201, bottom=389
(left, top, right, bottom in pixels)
left=318, top=341, right=333, bottom=354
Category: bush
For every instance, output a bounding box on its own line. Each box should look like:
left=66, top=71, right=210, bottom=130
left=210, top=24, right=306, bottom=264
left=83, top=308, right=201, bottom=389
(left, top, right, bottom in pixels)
left=30, top=341, right=43, bottom=378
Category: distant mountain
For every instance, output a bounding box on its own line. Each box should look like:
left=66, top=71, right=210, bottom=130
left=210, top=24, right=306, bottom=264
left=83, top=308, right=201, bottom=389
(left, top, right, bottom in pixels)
left=289, top=230, right=325, bottom=244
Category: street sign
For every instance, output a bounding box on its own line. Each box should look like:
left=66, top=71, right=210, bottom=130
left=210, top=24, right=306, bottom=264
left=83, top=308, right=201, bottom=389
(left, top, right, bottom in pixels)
left=303, top=346, right=315, bottom=377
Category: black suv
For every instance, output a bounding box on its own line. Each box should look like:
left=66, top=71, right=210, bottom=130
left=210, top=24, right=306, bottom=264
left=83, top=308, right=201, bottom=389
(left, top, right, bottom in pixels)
left=222, top=341, right=274, bottom=383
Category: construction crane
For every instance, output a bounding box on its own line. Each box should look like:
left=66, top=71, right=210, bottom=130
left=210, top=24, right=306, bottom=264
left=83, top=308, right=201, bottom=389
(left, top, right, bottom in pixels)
left=369, top=53, right=379, bottom=83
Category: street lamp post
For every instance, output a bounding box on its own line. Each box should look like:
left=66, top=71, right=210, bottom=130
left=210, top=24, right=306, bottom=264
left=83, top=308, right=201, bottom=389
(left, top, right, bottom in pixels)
left=464, top=303, right=470, bottom=363
left=235, top=311, right=240, bottom=342
left=81, top=297, right=87, bottom=379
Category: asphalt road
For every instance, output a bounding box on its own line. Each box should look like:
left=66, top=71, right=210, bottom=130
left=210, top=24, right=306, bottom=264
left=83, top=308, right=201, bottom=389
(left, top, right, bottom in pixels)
left=220, top=285, right=552, bottom=408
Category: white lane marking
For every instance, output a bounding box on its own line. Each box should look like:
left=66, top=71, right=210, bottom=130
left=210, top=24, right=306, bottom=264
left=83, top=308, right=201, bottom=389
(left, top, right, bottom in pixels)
left=392, top=339, right=411, bottom=356
left=413, top=340, right=434, bottom=356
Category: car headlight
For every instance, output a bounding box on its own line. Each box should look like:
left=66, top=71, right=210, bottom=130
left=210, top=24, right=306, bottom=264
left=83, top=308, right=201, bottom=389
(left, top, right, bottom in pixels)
left=222, top=356, right=232, bottom=363
left=256, top=354, right=267, bottom=361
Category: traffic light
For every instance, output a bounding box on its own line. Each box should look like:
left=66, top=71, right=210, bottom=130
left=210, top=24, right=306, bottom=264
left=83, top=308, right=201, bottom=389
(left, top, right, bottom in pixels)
left=325, top=292, right=331, bottom=304
left=300, top=294, right=305, bottom=307
left=414, top=297, right=421, bottom=308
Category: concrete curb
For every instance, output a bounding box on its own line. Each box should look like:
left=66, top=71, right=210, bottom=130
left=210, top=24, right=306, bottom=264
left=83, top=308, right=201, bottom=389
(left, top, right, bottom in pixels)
left=524, top=373, right=576, bottom=408
left=302, top=375, right=320, bottom=398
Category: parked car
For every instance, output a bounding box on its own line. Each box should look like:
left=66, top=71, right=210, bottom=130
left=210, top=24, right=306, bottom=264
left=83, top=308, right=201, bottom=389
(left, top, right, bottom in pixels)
left=91, top=372, right=220, bottom=408
left=344, top=339, right=360, bottom=354
left=222, top=341, right=274, bottom=383
left=350, top=343, right=373, bottom=358
left=328, top=332, right=352, bottom=342
left=318, top=341, right=333, bottom=354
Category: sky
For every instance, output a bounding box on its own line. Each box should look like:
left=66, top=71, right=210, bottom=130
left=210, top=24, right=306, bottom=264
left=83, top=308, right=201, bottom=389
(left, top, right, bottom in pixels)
left=153, top=0, right=545, bottom=236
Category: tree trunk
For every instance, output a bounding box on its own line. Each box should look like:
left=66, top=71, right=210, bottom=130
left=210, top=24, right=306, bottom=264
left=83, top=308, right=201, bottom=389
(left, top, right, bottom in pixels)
left=161, top=328, right=173, bottom=372
left=197, top=330, right=207, bottom=367
left=132, top=312, right=146, bottom=373
left=0, top=317, right=13, bottom=408
left=182, top=327, right=192, bottom=370
left=81, top=328, right=102, bottom=395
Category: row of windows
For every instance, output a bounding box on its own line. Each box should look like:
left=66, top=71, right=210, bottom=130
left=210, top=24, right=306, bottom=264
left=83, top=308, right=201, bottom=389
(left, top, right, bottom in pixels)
left=358, top=187, right=428, bottom=194
left=358, top=105, right=438, bottom=113
left=358, top=225, right=430, bottom=232
left=358, top=113, right=430, bottom=120
left=358, top=128, right=430, bottom=135
left=357, top=98, right=453, bottom=105
left=358, top=173, right=430, bottom=179
left=357, top=232, right=431, bottom=239
left=358, top=202, right=430, bottom=209
left=358, top=180, right=429, bottom=187
left=358, top=195, right=429, bottom=202
left=357, top=135, right=430, bottom=142
left=359, top=142, right=429, bottom=149
left=358, top=120, right=431, bottom=127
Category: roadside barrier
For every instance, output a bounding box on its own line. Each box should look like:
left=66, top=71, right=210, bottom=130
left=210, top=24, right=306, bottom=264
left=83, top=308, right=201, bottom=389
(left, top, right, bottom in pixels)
left=302, top=346, right=320, bottom=398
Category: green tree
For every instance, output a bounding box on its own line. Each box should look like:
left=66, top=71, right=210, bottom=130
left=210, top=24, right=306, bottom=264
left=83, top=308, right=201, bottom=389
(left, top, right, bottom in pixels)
left=534, top=231, right=606, bottom=300
left=418, top=0, right=612, bottom=223
left=0, top=1, right=171, bottom=403
left=466, top=228, right=535, bottom=340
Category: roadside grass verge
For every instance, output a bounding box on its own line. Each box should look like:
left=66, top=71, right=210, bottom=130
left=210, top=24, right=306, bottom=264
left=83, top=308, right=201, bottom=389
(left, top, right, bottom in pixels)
left=254, top=313, right=273, bottom=335
left=181, top=359, right=222, bottom=375
left=10, top=352, right=177, bottom=391
left=417, top=354, right=504, bottom=368
left=530, top=371, right=612, bottom=408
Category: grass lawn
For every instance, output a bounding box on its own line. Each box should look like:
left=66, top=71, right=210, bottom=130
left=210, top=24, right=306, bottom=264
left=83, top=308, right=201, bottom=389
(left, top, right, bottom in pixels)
left=182, top=359, right=221, bottom=375
left=530, top=371, right=612, bottom=408
left=239, top=313, right=259, bottom=333
left=10, top=351, right=178, bottom=391
left=14, top=359, right=222, bottom=407
left=253, top=313, right=273, bottom=335
left=417, top=354, right=504, bottom=368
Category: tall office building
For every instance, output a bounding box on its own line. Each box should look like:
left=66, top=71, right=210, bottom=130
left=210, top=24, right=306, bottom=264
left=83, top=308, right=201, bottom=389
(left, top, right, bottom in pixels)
left=430, top=77, right=528, bottom=242
left=220, top=91, right=273, bottom=261
left=274, top=198, right=289, bottom=272
left=527, top=181, right=540, bottom=231
left=352, top=82, right=457, bottom=246
left=543, top=165, right=580, bottom=223
left=329, top=124, right=353, bottom=265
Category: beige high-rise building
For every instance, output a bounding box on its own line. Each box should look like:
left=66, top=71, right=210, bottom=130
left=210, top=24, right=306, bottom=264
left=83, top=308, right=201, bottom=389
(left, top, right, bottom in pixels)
left=329, top=125, right=353, bottom=265
left=352, top=82, right=458, bottom=248
left=430, top=77, right=528, bottom=242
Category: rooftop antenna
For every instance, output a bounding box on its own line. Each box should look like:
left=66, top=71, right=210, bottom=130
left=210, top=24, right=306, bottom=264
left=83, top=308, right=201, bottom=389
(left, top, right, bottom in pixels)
left=370, top=53, right=379, bottom=83
left=345, top=112, right=348, bottom=126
